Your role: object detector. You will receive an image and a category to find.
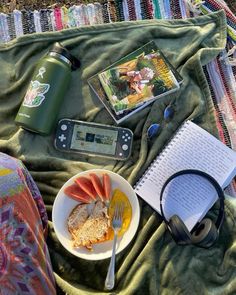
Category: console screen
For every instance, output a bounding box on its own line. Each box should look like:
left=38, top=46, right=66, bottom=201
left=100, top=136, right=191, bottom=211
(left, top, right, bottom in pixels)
left=70, top=124, right=118, bottom=155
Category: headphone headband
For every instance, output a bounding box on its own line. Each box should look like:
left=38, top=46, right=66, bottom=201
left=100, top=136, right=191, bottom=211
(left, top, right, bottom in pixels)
left=160, top=169, right=225, bottom=232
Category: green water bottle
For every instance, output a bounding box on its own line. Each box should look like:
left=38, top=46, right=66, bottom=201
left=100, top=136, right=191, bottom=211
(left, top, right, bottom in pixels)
left=15, top=42, right=80, bottom=135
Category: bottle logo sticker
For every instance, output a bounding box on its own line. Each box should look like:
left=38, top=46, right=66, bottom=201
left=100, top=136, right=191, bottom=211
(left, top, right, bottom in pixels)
left=23, top=80, right=50, bottom=108
left=36, top=67, right=46, bottom=79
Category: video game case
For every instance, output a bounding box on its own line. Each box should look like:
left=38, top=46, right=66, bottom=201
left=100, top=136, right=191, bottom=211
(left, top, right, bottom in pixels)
left=88, top=40, right=183, bottom=124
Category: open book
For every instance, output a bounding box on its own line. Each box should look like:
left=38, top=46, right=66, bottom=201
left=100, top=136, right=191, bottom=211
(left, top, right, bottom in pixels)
left=134, top=120, right=236, bottom=230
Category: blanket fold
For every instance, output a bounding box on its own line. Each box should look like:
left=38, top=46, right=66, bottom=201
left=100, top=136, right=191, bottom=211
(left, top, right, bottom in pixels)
left=1, top=9, right=235, bottom=295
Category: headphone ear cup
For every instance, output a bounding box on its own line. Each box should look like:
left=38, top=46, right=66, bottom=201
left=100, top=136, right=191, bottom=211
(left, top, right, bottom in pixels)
left=191, top=218, right=218, bottom=248
left=168, top=215, right=192, bottom=245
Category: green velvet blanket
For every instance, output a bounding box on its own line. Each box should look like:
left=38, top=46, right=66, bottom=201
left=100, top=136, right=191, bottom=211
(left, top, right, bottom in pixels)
left=1, top=9, right=236, bottom=294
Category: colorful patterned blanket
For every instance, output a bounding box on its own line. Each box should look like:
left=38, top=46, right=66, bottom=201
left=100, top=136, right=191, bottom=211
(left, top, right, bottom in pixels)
left=0, top=152, right=56, bottom=294
left=0, top=3, right=236, bottom=295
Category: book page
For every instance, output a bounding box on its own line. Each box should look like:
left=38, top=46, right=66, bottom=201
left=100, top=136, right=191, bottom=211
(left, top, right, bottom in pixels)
left=135, top=120, right=236, bottom=230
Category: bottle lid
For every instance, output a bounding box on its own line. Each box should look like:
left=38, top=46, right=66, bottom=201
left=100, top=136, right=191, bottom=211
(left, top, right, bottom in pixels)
left=49, top=42, right=81, bottom=71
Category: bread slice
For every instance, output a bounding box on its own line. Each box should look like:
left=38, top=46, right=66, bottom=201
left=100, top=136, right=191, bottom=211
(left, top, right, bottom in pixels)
left=67, top=201, right=110, bottom=250
left=67, top=204, right=89, bottom=240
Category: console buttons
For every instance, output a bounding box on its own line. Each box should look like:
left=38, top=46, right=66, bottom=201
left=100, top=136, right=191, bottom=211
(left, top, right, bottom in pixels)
left=61, top=124, right=67, bottom=131
left=121, top=132, right=131, bottom=141
left=58, top=134, right=66, bottom=142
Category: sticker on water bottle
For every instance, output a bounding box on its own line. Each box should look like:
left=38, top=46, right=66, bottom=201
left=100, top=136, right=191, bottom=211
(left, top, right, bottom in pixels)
left=23, top=80, right=50, bottom=108
left=36, top=67, right=46, bottom=78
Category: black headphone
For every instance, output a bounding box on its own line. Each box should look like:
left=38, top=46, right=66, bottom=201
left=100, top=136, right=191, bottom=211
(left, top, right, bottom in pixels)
left=160, top=169, right=225, bottom=248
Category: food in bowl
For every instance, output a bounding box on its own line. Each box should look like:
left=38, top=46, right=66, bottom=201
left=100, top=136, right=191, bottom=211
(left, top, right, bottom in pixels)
left=109, top=189, right=132, bottom=237
left=64, top=172, right=132, bottom=250
left=67, top=201, right=110, bottom=250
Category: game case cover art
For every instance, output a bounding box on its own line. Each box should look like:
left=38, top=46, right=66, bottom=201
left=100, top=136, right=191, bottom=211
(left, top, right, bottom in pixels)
left=88, top=41, right=183, bottom=124
left=98, top=42, right=180, bottom=115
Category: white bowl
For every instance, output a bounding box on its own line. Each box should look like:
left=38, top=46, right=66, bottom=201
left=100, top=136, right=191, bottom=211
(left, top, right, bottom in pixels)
left=52, top=169, right=140, bottom=260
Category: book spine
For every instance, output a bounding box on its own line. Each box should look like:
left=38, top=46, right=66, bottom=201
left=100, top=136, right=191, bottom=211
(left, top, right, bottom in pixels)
left=134, top=120, right=190, bottom=190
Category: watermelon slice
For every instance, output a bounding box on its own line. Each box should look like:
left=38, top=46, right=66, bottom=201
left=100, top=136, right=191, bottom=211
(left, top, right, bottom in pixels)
left=103, top=173, right=111, bottom=201
left=89, top=173, right=105, bottom=201
left=64, top=183, right=92, bottom=203
left=75, top=176, right=97, bottom=200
